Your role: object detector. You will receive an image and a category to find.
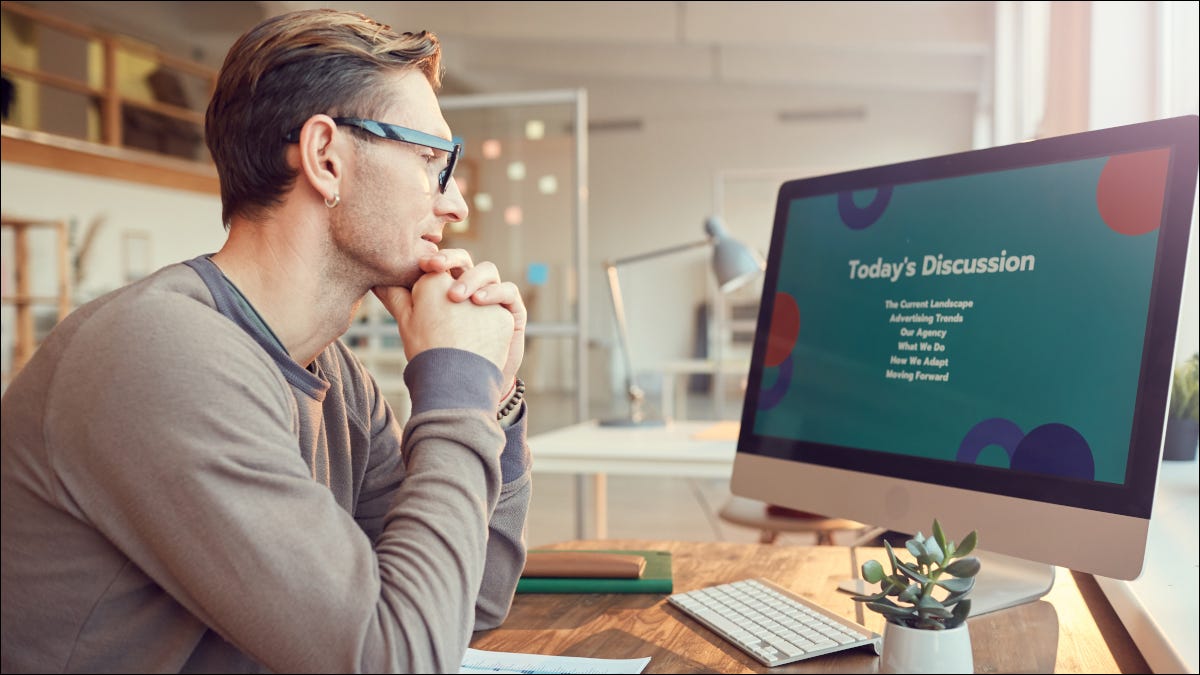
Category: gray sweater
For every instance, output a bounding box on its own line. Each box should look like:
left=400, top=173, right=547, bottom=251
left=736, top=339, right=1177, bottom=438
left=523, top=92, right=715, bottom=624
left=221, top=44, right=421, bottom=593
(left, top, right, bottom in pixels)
left=0, top=257, right=531, bottom=673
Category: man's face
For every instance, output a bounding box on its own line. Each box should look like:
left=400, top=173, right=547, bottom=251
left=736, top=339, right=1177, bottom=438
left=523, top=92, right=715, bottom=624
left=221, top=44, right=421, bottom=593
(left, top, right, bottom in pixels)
left=327, top=70, right=468, bottom=289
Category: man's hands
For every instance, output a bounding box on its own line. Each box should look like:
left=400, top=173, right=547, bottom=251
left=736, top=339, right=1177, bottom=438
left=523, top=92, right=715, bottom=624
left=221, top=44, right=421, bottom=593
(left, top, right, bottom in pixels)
left=373, top=249, right=527, bottom=392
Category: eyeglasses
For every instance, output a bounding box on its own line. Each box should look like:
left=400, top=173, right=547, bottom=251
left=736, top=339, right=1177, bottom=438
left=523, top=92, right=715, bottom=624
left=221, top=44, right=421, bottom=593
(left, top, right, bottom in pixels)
left=285, top=117, right=462, bottom=194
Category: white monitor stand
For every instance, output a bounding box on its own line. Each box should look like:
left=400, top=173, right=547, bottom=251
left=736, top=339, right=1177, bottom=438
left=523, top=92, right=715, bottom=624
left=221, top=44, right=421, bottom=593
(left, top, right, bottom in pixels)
left=837, top=530, right=1055, bottom=617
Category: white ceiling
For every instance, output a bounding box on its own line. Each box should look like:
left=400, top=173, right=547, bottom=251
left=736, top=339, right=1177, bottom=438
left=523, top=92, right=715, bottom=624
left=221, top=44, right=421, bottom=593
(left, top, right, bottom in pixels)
left=24, top=1, right=997, bottom=126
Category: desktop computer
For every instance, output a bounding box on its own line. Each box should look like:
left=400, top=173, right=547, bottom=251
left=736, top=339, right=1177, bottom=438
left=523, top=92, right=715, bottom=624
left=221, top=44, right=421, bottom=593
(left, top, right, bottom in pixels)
left=729, top=115, right=1199, bottom=614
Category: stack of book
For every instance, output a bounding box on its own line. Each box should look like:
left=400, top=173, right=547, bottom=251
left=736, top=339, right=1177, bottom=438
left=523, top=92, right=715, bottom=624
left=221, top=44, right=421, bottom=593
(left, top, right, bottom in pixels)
left=516, top=549, right=673, bottom=594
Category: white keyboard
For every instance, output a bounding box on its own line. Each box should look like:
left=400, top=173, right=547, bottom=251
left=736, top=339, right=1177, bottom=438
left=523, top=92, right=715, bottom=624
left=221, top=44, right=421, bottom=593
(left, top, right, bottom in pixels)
left=668, top=578, right=882, bottom=667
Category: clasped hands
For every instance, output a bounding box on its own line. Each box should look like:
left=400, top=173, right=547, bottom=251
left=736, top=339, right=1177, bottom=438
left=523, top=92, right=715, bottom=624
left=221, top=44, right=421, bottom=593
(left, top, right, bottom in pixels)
left=373, top=249, right=526, bottom=400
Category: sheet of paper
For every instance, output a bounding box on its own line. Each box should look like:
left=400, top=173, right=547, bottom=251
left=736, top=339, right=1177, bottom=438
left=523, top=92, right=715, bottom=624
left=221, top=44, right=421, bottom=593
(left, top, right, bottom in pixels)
left=459, top=647, right=650, bottom=674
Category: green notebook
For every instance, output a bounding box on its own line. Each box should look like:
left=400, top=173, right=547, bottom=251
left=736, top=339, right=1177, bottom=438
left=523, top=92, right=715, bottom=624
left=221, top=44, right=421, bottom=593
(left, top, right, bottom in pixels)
left=516, top=549, right=673, bottom=594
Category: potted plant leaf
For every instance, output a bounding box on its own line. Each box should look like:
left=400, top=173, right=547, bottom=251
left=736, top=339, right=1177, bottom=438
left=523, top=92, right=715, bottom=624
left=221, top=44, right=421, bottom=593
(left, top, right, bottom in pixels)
left=852, top=520, right=980, bottom=674
left=1163, top=352, right=1199, bottom=461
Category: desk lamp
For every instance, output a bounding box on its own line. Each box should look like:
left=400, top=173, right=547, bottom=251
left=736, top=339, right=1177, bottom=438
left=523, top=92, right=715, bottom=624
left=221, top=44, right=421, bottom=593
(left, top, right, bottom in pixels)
left=602, top=216, right=764, bottom=426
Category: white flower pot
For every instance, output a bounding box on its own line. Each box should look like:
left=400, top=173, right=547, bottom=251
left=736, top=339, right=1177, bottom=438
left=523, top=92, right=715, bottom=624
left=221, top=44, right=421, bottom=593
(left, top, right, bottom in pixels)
left=880, top=622, right=974, bottom=674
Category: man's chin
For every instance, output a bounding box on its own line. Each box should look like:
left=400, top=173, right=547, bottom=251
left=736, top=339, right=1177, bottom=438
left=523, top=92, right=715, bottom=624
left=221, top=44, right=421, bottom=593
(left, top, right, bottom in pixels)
left=378, top=268, right=421, bottom=290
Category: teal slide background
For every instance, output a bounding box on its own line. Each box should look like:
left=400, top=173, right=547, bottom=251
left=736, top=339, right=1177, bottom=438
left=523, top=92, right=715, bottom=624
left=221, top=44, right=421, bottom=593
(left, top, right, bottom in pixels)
left=754, top=156, right=1160, bottom=485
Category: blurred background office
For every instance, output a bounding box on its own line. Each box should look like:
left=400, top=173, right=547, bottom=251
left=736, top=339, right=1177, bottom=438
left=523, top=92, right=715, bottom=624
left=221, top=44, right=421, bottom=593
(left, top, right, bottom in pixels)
left=2, top=1, right=1197, bottom=543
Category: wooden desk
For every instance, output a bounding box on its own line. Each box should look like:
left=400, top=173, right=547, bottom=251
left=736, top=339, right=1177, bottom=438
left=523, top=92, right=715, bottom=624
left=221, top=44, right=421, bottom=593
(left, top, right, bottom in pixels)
left=471, top=540, right=1148, bottom=674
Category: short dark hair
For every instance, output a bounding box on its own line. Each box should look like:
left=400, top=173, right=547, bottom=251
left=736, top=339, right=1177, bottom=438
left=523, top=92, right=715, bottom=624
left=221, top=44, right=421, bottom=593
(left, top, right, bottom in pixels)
left=205, top=9, right=442, bottom=226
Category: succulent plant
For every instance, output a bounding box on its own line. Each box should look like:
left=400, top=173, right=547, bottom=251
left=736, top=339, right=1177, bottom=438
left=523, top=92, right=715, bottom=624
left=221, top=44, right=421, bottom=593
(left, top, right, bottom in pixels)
left=852, top=520, right=980, bottom=630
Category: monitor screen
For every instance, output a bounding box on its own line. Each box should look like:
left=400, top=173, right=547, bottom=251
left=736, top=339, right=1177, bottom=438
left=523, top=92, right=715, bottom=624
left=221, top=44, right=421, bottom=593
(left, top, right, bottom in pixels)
left=730, top=115, right=1198, bottom=583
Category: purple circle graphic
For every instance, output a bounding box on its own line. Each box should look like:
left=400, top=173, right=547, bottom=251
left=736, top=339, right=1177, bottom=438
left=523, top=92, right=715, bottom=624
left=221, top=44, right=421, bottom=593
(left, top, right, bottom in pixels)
left=838, top=186, right=894, bottom=230
left=757, top=354, right=793, bottom=411
left=956, top=418, right=1025, bottom=463
left=1010, top=423, right=1095, bottom=480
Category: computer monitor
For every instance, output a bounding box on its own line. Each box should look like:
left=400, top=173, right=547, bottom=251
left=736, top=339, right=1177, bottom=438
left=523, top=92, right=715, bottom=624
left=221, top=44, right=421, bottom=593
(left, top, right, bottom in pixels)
left=730, top=115, right=1199, bottom=613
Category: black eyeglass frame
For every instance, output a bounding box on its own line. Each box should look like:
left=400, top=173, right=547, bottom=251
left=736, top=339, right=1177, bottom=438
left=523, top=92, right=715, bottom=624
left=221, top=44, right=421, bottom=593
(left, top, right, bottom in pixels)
left=285, top=116, right=463, bottom=193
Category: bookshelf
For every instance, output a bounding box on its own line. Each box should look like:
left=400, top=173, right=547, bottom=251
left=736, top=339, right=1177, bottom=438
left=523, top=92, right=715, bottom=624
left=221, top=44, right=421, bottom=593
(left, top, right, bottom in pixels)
left=1, top=214, right=71, bottom=385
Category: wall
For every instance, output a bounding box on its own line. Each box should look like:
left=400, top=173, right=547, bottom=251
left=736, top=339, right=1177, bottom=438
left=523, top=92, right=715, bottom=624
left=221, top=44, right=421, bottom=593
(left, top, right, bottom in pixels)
left=0, top=161, right=225, bottom=302
left=585, top=85, right=978, bottom=395
left=1087, top=0, right=1200, bottom=366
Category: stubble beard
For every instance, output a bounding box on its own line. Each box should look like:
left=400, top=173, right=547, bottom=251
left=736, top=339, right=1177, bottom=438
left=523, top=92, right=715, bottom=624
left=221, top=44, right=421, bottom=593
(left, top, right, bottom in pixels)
left=326, top=199, right=423, bottom=292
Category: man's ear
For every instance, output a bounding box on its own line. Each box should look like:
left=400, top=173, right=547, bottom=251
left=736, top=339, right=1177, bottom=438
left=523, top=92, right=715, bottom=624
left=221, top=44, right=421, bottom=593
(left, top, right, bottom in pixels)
left=295, top=115, right=344, bottom=206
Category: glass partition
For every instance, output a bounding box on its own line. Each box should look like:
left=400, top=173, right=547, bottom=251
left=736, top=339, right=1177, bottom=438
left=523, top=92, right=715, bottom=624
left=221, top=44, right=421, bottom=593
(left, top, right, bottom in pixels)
left=440, top=90, right=589, bottom=429
left=347, top=89, right=589, bottom=433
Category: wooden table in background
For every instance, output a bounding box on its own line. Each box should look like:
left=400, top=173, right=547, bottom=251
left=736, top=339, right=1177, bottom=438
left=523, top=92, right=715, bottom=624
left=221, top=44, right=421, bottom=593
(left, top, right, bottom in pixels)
left=470, top=540, right=1148, bottom=674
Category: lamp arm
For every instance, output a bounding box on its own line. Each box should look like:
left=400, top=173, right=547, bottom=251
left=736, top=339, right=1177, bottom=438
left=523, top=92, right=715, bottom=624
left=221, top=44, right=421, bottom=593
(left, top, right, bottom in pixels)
left=607, top=237, right=711, bottom=267
left=604, top=262, right=641, bottom=406
left=604, top=237, right=712, bottom=410
left=604, top=236, right=724, bottom=421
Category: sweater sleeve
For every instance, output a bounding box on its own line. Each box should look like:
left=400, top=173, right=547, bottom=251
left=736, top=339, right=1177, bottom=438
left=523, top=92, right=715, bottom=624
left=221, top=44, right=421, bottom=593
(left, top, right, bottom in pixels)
left=333, top=342, right=531, bottom=632
left=400, top=350, right=532, bottom=632
left=474, top=405, right=531, bottom=630
left=45, top=296, right=511, bottom=673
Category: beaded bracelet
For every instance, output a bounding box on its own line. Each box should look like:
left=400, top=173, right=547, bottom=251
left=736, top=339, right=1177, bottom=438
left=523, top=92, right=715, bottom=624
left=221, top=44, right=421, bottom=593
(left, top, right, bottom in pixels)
left=497, top=378, right=526, bottom=420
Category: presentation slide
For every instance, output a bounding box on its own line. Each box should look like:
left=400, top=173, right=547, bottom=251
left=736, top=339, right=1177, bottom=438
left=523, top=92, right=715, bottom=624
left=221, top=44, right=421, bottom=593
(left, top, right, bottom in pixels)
left=754, top=148, right=1172, bottom=485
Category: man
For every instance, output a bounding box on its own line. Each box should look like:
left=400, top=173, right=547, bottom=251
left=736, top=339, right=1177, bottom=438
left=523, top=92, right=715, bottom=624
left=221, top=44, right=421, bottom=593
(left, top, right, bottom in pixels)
left=1, top=8, right=530, bottom=673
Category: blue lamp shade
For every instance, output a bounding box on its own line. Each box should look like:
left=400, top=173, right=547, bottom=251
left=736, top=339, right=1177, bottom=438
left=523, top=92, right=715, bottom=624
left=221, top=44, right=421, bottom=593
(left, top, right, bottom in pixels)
left=705, top=216, right=764, bottom=292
